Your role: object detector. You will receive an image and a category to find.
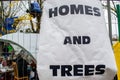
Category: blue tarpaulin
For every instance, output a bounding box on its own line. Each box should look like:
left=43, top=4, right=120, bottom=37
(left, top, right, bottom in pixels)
left=4, top=18, right=14, bottom=30
left=30, top=2, right=41, bottom=13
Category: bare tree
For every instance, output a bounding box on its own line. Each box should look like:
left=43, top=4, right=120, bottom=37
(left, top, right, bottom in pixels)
left=29, top=0, right=42, bottom=33
left=0, top=0, right=44, bottom=34
left=0, top=1, right=26, bottom=34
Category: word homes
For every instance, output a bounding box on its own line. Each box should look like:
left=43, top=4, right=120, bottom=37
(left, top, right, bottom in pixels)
left=49, top=4, right=101, bottom=18
left=64, top=36, right=91, bottom=45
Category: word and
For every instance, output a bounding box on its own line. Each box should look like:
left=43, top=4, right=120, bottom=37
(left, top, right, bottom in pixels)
left=64, top=36, right=90, bottom=45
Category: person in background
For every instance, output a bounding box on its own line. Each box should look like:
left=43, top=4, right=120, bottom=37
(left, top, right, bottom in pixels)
left=1, top=58, right=7, bottom=67
left=2, top=43, right=9, bottom=59
left=30, top=60, right=39, bottom=80
left=2, top=43, right=14, bottom=59
left=13, top=53, right=28, bottom=78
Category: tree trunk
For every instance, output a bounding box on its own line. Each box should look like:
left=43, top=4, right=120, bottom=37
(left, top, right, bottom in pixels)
left=36, top=0, right=42, bottom=33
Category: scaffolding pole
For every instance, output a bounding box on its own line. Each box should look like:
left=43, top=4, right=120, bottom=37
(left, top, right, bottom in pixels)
left=116, top=5, right=120, bottom=42
left=107, top=0, right=112, bottom=45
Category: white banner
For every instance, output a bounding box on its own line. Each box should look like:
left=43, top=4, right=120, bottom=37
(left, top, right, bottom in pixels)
left=37, top=0, right=117, bottom=80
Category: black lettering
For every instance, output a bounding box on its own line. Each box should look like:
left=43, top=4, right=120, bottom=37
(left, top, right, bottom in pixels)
left=49, top=5, right=101, bottom=18
left=70, top=5, right=84, bottom=14
left=85, top=65, right=94, bottom=76
left=74, top=65, right=83, bottom=76
left=93, top=7, right=101, bottom=16
left=83, top=36, right=90, bottom=44
left=95, top=65, right=105, bottom=75
left=73, top=36, right=81, bottom=44
left=85, top=5, right=93, bottom=15
left=59, top=5, right=69, bottom=16
left=49, top=7, right=58, bottom=18
left=64, top=36, right=72, bottom=45
left=61, top=65, right=72, bottom=76
left=50, top=65, right=60, bottom=76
